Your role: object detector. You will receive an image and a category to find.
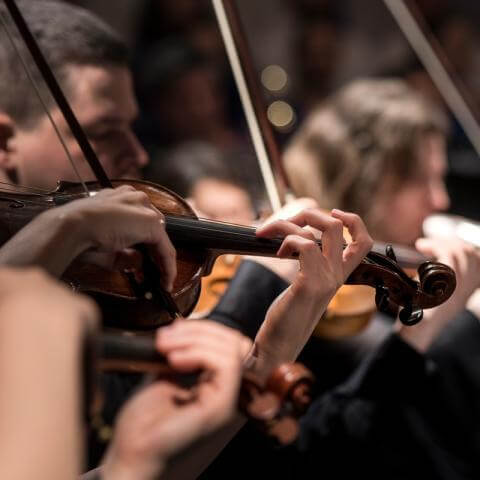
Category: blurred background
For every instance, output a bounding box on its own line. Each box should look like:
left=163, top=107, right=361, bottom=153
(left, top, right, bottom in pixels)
left=66, top=0, right=480, bottom=220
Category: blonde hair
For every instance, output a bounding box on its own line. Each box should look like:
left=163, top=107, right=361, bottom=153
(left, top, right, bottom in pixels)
left=284, top=78, right=448, bottom=225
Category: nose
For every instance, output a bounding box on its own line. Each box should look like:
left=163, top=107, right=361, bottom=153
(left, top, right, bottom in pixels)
left=429, top=178, right=450, bottom=212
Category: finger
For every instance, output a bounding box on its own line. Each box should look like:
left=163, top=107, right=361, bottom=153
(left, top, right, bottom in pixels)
left=288, top=209, right=344, bottom=270
left=261, top=197, right=319, bottom=223
left=415, top=237, right=450, bottom=260
left=277, top=235, right=329, bottom=281
left=157, top=331, right=240, bottom=357
left=167, top=347, right=242, bottom=378
left=156, top=320, right=248, bottom=354
left=78, top=248, right=143, bottom=271
left=113, top=184, right=136, bottom=193
left=332, top=209, right=373, bottom=277
left=115, top=189, right=152, bottom=208
left=256, top=219, right=316, bottom=242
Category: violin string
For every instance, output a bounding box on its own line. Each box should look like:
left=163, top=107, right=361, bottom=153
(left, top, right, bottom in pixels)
left=0, top=189, right=86, bottom=206
left=0, top=182, right=51, bottom=194
left=0, top=10, right=90, bottom=195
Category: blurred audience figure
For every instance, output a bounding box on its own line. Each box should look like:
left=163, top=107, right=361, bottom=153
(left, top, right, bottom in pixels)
left=145, top=141, right=256, bottom=224
left=135, top=39, right=241, bottom=155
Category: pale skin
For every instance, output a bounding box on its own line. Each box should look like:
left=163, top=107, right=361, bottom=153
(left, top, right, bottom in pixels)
left=368, top=134, right=480, bottom=352
left=0, top=267, right=99, bottom=480
left=397, top=236, right=480, bottom=352
left=3, top=65, right=148, bottom=189
left=370, top=133, right=450, bottom=247
left=94, top=208, right=373, bottom=480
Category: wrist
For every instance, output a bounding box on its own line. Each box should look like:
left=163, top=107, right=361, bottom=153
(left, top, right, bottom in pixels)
left=102, top=447, right=165, bottom=480
left=38, top=206, right=94, bottom=263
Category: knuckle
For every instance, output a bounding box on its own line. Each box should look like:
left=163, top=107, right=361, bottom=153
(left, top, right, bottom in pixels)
left=116, top=185, right=135, bottom=193
left=144, top=208, right=159, bottom=220
left=349, top=212, right=361, bottom=222
left=365, top=234, right=374, bottom=249
left=329, top=218, right=343, bottom=231
left=304, top=240, right=318, bottom=253
left=133, top=191, right=150, bottom=203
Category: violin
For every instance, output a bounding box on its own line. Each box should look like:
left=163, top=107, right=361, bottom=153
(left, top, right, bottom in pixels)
left=0, top=178, right=456, bottom=331
left=81, top=331, right=314, bottom=446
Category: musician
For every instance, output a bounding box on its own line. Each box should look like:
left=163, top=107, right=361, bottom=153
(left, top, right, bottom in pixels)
left=0, top=0, right=145, bottom=189
left=200, top=78, right=480, bottom=479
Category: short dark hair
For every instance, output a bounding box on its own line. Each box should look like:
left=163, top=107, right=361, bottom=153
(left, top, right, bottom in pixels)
left=0, top=0, right=129, bottom=128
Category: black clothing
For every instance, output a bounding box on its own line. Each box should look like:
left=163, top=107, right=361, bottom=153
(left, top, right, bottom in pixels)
left=202, top=260, right=480, bottom=479
left=295, top=334, right=477, bottom=480
left=428, top=310, right=480, bottom=460
left=86, top=372, right=143, bottom=469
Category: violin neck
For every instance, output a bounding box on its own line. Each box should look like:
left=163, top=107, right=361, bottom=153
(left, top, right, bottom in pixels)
left=165, top=215, right=286, bottom=257
left=165, top=215, right=427, bottom=267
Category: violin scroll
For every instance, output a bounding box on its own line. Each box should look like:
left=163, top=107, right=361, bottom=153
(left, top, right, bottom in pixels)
left=241, top=363, right=314, bottom=445
left=417, top=261, right=457, bottom=305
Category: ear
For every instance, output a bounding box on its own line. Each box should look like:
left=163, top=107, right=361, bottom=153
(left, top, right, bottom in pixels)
left=0, top=112, right=16, bottom=171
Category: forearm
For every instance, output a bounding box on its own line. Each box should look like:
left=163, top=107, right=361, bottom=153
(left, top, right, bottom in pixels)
left=160, top=415, right=246, bottom=480
left=250, top=287, right=332, bottom=380
left=93, top=419, right=246, bottom=480
left=0, top=208, right=89, bottom=277
left=0, top=301, right=85, bottom=479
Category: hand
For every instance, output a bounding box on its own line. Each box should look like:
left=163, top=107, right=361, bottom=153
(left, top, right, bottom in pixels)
left=249, top=208, right=372, bottom=379
left=245, top=197, right=319, bottom=283
left=397, top=237, right=480, bottom=352
left=14, top=185, right=177, bottom=289
left=102, top=320, right=252, bottom=480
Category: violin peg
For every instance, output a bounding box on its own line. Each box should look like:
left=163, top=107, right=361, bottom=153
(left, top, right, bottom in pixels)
left=385, top=244, right=398, bottom=263
left=375, top=286, right=399, bottom=319
left=399, top=305, right=423, bottom=326
left=244, top=391, right=281, bottom=421
left=267, top=416, right=299, bottom=446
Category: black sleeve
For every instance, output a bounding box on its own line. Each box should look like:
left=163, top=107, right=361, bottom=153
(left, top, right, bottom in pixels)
left=428, top=309, right=480, bottom=454
left=295, top=333, right=478, bottom=479
left=207, top=259, right=289, bottom=338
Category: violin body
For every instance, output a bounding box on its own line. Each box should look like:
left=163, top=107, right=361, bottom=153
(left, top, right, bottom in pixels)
left=0, top=180, right=206, bottom=329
